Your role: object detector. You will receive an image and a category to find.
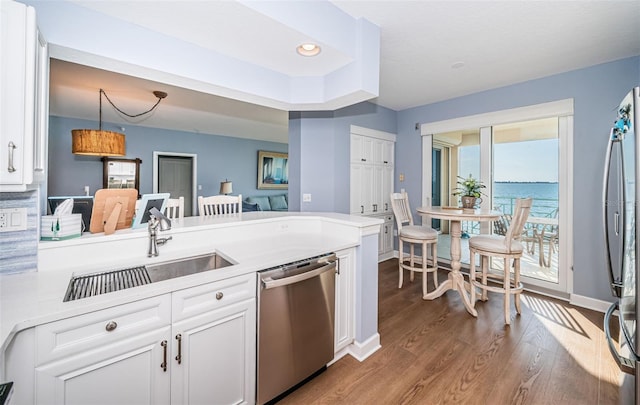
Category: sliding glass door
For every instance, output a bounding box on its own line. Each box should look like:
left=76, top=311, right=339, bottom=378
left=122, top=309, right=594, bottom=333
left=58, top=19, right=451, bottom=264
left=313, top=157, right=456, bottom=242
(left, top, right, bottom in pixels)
left=422, top=101, right=572, bottom=294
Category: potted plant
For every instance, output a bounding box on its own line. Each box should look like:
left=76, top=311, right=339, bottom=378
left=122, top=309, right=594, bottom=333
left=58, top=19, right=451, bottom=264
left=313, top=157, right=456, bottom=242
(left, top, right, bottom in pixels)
left=453, top=174, right=486, bottom=209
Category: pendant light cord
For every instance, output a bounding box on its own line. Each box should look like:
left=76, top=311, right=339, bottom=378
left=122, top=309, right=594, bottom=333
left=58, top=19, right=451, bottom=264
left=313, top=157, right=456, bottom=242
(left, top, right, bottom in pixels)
left=100, top=88, right=166, bottom=121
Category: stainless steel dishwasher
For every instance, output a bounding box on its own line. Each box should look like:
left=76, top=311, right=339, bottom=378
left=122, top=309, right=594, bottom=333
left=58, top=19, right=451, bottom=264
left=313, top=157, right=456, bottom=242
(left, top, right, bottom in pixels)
left=257, top=253, right=337, bottom=404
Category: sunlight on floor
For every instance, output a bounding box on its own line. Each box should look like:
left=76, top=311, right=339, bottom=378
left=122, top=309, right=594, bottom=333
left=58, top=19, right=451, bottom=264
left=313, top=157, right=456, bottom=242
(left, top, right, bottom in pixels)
left=521, top=295, right=625, bottom=387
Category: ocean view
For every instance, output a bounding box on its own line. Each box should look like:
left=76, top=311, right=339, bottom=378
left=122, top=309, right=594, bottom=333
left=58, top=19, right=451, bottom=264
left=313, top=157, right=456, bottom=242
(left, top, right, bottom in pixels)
left=493, top=182, right=558, bottom=217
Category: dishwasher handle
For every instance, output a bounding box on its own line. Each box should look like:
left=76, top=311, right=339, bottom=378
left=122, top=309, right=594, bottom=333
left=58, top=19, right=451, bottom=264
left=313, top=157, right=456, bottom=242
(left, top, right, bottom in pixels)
left=261, top=261, right=336, bottom=290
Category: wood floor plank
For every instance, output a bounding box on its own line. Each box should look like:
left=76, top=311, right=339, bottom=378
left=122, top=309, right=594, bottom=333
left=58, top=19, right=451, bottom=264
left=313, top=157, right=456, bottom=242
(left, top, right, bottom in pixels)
left=275, top=259, right=633, bottom=404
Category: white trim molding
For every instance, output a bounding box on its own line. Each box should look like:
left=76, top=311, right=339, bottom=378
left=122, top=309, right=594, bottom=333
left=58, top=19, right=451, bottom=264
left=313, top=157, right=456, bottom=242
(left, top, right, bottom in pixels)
left=420, top=99, right=574, bottom=136
left=570, top=294, right=614, bottom=314
left=351, top=125, right=397, bottom=142
left=347, top=332, right=381, bottom=362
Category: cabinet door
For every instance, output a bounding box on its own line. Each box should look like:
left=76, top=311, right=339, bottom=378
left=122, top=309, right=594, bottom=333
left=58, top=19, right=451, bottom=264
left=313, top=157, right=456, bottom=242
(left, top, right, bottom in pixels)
left=35, top=327, right=171, bottom=405
left=384, top=216, right=394, bottom=254
left=350, top=164, right=375, bottom=215
left=372, top=165, right=384, bottom=214
left=335, top=249, right=355, bottom=353
left=0, top=1, right=36, bottom=189
left=381, top=166, right=394, bottom=213
left=350, top=134, right=363, bottom=163
left=171, top=298, right=256, bottom=405
left=382, top=141, right=394, bottom=165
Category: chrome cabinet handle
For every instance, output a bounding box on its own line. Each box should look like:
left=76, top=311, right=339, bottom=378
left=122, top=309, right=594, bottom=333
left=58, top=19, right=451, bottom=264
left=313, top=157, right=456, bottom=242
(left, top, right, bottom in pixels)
left=385, top=225, right=388, bottom=234
left=161, top=340, right=168, bottom=372
left=215, top=292, right=223, bottom=300
left=361, top=158, right=366, bottom=162
left=105, top=321, right=117, bottom=332
left=175, top=333, right=182, bottom=364
left=7, top=142, right=16, bottom=173
left=360, top=205, right=364, bottom=214
left=385, top=203, right=388, bottom=211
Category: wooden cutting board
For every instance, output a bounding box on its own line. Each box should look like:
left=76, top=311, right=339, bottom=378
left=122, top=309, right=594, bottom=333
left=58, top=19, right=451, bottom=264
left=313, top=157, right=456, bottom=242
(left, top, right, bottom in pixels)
left=90, top=189, right=137, bottom=233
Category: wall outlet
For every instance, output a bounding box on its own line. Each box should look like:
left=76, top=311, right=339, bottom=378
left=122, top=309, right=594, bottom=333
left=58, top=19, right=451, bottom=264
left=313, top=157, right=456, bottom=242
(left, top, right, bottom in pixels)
left=0, top=208, right=27, bottom=232
left=303, top=193, right=311, bottom=202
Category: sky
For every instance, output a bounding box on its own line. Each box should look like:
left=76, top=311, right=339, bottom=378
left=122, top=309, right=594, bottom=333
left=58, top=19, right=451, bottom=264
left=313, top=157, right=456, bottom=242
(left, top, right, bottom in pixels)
left=459, top=139, right=559, bottom=182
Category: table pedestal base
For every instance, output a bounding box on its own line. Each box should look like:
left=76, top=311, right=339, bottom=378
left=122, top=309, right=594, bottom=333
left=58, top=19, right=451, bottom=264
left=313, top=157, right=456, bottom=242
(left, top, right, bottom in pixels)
left=423, top=270, right=478, bottom=317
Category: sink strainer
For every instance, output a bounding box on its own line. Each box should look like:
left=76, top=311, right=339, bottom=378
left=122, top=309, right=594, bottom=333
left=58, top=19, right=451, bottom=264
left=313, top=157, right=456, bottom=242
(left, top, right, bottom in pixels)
left=63, top=266, right=151, bottom=302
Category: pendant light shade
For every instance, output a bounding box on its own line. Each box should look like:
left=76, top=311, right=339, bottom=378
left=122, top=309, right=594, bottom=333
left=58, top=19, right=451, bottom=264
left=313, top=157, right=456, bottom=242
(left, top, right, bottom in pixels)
left=71, top=129, right=125, bottom=156
left=72, top=89, right=167, bottom=156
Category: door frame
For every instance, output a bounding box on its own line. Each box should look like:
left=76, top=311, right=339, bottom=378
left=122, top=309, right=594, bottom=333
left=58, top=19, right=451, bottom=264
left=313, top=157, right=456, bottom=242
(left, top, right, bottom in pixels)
left=419, top=99, right=574, bottom=295
left=153, top=151, right=198, bottom=216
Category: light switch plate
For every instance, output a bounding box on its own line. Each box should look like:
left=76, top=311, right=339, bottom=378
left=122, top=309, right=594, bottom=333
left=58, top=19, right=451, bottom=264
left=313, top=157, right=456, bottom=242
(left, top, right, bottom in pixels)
left=0, top=208, right=27, bottom=232
left=303, top=193, right=311, bottom=202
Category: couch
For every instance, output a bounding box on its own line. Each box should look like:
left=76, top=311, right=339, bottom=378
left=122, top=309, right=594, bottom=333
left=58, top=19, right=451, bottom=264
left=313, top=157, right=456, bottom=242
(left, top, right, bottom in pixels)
left=243, top=194, right=288, bottom=211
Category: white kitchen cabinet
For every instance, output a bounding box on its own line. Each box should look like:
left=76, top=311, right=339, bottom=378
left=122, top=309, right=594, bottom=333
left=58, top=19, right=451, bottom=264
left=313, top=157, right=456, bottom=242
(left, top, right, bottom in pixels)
left=372, top=214, right=394, bottom=262
left=350, top=127, right=396, bottom=216
left=171, top=298, right=255, bottom=405
left=350, top=164, right=374, bottom=215
left=170, top=273, right=256, bottom=405
left=334, top=248, right=355, bottom=356
left=32, top=273, right=256, bottom=405
left=0, top=0, right=48, bottom=191
left=35, top=295, right=173, bottom=405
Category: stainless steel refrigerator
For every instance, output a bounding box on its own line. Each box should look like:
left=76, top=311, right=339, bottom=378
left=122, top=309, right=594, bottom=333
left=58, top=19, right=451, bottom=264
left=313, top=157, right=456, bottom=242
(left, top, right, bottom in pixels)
left=603, top=86, right=639, bottom=403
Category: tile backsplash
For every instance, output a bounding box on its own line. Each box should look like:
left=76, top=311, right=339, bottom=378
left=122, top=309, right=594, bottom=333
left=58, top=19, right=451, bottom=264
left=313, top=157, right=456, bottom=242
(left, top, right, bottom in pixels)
left=0, top=190, right=38, bottom=274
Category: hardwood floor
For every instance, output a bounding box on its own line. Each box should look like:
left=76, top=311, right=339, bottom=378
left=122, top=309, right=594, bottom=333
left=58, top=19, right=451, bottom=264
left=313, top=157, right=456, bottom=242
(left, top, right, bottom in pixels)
left=279, top=259, right=635, bottom=405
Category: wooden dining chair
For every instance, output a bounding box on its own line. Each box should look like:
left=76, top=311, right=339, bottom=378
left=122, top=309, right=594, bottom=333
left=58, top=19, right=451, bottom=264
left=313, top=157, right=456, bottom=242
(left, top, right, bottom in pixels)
left=164, top=196, right=184, bottom=219
left=198, top=194, right=242, bottom=216
left=390, top=191, right=438, bottom=297
left=469, top=197, right=532, bottom=325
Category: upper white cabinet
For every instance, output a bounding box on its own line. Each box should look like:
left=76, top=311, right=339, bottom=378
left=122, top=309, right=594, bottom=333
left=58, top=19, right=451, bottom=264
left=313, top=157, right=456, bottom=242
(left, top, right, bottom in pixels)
left=0, top=0, right=48, bottom=192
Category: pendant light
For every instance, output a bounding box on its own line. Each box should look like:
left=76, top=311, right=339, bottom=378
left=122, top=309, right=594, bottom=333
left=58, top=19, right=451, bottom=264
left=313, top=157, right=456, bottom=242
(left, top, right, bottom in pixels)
left=71, top=89, right=167, bottom=156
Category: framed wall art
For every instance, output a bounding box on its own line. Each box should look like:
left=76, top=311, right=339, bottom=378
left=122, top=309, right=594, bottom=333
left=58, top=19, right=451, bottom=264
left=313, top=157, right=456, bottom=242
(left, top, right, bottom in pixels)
left=258, top=150, right=288, bottom=190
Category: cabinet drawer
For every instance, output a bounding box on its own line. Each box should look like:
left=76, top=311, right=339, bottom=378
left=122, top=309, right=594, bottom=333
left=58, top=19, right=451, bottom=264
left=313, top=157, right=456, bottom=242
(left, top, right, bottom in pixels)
left=172, top=273, right=256, bottom=322
left=36, top=294, right=171, bottom=365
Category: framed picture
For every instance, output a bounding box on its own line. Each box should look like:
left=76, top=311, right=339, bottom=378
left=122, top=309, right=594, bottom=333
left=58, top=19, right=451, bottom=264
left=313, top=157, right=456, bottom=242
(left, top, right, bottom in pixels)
left=131, top=193, right=170, bottom=229
left=258, top=150, right=288, bottom=190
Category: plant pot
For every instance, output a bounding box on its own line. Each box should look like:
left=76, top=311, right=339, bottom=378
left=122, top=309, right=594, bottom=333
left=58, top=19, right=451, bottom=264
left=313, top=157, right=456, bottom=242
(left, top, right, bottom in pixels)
left=461, top=196, right=477, bottom=209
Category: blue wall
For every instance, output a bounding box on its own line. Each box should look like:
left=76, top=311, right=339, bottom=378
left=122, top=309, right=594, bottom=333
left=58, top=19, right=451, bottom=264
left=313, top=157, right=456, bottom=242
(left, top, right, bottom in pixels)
left=289, top=102, right=397, bottom=213
left=48, top=116, right=288, bottom=205
left=396, top=56, right=640, bottom=302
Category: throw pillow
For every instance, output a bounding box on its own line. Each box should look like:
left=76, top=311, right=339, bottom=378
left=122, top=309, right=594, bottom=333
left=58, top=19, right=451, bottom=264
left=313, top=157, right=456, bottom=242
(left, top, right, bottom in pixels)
left=269, top=195, right=288, bottom=210
left=247, top=196, right=271, bottom=211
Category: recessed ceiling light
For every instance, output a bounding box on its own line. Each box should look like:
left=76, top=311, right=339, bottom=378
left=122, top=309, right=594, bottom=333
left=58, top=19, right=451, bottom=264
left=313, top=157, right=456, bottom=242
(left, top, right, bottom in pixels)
left=451, top=61, right=465, bottom=69
left=297, top=43, right=321, bottom=57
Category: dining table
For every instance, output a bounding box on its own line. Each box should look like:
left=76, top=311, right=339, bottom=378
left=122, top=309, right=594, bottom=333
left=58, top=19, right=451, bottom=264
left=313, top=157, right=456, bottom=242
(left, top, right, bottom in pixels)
left=416, top=206, right=501, bottom=316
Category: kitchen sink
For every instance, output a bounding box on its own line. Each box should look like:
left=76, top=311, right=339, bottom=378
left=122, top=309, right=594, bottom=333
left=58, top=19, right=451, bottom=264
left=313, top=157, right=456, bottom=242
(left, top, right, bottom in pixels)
left=63, top=253, right=235, bottom=302
left=146, top=253, right=234, bottom=282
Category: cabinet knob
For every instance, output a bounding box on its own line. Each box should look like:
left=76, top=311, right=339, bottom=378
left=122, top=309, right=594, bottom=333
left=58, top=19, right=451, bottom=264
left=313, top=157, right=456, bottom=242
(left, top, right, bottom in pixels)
left=105, top=321, right=118, bottom=332
left=216, top=292, right=224, bottom=300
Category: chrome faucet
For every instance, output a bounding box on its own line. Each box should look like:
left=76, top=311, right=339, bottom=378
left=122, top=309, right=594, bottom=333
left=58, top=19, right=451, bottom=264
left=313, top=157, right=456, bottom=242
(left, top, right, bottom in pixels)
left=148, top=207, right=172, bottom=257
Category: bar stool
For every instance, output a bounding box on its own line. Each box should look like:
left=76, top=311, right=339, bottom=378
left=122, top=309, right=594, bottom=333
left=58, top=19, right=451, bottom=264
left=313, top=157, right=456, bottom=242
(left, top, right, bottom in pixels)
left=390, top=192, right=439, bottom=297
left=468, top=197, right=532, bottom=325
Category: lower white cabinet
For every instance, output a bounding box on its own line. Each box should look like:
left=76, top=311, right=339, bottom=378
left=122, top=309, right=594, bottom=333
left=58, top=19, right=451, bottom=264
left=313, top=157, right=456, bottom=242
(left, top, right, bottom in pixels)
left=33, top=273, right=256, bottom=405
left=334, top=248, right=355, bottom=355
left=35, top=327, right=172, bottom=405
left=171, top=298, right=255, bottom=405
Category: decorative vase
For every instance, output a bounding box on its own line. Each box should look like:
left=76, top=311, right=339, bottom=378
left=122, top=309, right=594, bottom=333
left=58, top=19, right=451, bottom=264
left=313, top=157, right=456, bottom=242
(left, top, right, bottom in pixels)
left=461, top=196, right=477, bottom=209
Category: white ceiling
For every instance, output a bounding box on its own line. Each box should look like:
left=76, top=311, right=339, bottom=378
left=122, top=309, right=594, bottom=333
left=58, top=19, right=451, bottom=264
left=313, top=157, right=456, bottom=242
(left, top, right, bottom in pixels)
left=47, top=0, right=640, bottom=143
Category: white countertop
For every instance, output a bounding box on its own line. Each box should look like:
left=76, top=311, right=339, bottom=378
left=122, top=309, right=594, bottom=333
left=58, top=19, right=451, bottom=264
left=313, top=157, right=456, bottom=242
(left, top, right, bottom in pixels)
left=1, top=211, right=382, bottom=353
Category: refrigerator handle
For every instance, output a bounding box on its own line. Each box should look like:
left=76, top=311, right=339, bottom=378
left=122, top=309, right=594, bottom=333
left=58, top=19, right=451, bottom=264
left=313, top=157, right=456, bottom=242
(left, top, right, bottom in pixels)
left=602, top=128, right=625, bottom=297
left=604, top=301, right=636, bottom=375
left=602, top=129, right=619, bottom=297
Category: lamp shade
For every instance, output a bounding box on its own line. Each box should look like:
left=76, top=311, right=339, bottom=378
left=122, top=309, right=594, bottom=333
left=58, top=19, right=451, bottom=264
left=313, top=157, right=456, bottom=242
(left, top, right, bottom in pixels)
left=219, top=181, right=233, bottom=195
left=71, top=129, right=125, bottom=156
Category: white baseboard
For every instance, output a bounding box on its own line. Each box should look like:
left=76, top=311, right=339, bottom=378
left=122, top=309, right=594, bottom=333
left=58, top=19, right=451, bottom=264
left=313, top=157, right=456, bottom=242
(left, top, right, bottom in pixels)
left=570, top=293, right=615, bottom=313
left=348, top=333, right=381, bottom=362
